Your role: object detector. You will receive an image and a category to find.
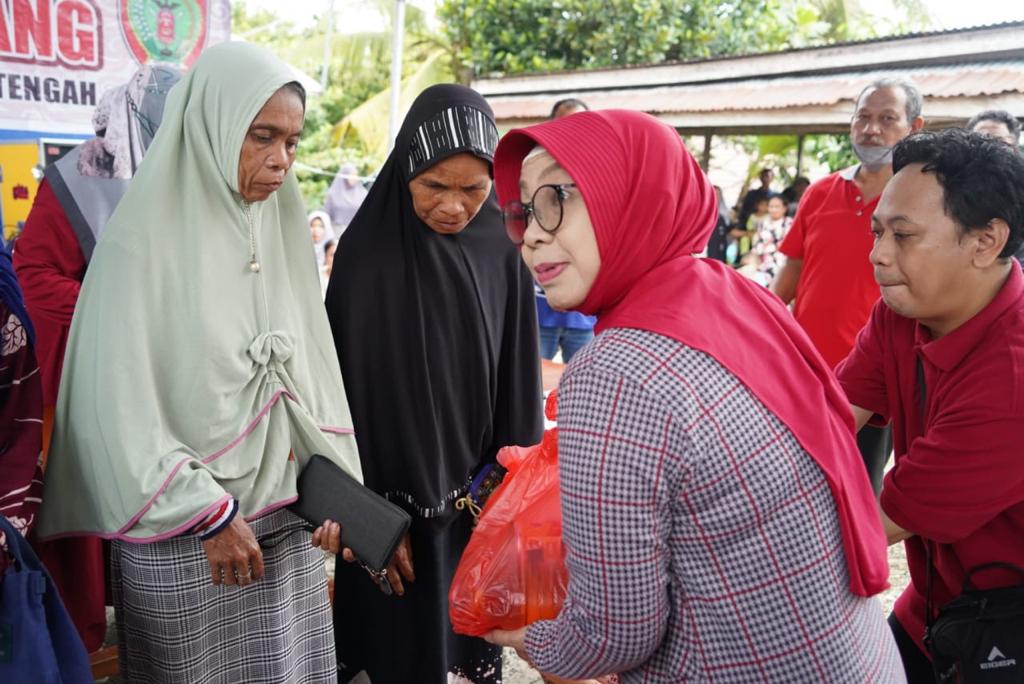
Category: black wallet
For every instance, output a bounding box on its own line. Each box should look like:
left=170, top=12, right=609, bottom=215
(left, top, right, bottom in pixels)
left=290, top=454, right=411, bottom=592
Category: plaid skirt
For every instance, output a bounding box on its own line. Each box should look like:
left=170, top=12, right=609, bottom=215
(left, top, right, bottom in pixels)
left=111, top=508, right=335, bottom=683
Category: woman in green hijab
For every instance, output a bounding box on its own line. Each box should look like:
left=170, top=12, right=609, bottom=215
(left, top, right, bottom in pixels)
left=34, top=42, right=361, bottom=682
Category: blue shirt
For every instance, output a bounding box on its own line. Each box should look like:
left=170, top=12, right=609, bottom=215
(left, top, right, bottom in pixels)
left=535, top=286, right=596, bottom=330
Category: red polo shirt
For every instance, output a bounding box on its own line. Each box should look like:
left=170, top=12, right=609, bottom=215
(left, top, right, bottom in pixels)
left=779, top=166, right=880, bottom=368
left=837, top=263, right=1024, bottom=654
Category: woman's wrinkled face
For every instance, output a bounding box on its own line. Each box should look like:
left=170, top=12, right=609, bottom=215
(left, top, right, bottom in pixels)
left=310, top=217, right=325, bottom=243
left=409, top=153, right=492, bottom=235
left=518, top=151, right=600, bottom=311
left=238, top=87, right=304, bottom=202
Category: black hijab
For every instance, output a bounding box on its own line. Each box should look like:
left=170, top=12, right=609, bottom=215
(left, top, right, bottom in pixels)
left=325, top=84, right=543, bottom=519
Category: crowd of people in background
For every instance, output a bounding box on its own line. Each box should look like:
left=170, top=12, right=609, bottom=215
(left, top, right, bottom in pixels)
left=308, top=162, right=370, bottom=296
left=2, top=39, right=1024, bottom=684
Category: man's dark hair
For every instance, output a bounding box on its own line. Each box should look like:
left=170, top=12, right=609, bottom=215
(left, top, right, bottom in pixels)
left=856, top=77, right=922, bottom=122
left=550, top=98, right=588, bottom=119
left=794, top=176, right=810, bottom=187
left=966, top=109, right=1021, bottom=142
left=893, top=128, right=1024, bottom=258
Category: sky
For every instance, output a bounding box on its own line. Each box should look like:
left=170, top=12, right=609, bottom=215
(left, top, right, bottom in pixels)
left=248, top=0, right=1024, bottom=35
left=864, top=0, right=1024, bottom=29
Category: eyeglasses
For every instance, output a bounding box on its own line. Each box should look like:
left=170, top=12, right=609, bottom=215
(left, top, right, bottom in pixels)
left=501, top=183, right=577, bottom=245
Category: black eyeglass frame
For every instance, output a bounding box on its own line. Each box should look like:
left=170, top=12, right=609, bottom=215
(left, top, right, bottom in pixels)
left=502, top=183, right=578, bottom=245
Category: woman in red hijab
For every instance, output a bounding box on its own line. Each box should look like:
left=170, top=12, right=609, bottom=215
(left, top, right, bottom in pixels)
left=484, top=111, right=904, bottom=682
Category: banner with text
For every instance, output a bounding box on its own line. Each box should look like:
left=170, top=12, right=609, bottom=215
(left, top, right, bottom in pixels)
left=0, top=0, right=231, bottom=135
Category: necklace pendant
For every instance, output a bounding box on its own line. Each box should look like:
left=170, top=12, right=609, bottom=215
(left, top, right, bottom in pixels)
left=249, top=259, right=261, bottom=273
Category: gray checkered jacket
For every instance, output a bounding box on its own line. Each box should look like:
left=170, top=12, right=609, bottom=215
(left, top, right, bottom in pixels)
left=524, top=328, right=905, bottom=683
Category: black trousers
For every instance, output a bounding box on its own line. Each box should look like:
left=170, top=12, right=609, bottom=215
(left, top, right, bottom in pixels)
left=858, top=423, right=892, bottom=494
left=889, top=613, right=936, bottom=683
left=334, top=512, right=501, bottom=684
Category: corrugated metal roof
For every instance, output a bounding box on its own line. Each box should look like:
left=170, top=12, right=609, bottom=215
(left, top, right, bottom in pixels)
left=487, top=61, right=1024, bottom=121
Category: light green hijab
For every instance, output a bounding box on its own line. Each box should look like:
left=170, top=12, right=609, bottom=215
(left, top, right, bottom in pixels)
left=37, top=42, right=363, bottom=541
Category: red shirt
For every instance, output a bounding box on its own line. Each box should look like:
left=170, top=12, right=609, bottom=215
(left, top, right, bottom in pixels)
left=0, top=298, right=44, bottom=549
left=13, top=179, right=86, bottom=406
left=837, top=263, right=1024, bottom=653
left=779, top=167, right=880, bottom=368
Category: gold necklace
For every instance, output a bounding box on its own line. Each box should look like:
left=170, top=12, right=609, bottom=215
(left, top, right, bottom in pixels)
left=242, top=202, right=260, bottom=273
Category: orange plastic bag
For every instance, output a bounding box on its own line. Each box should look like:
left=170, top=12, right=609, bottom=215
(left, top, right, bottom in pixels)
left=449, top=393, right=568, bottom=637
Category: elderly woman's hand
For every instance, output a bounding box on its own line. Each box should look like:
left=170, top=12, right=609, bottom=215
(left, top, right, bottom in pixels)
left=384, top=533, right=415, bottom=596
left=311, top=519, right=343, bottom=553
left=320, top=527, right=414, bottom=597
left=201, top=515, right=264, bottom=587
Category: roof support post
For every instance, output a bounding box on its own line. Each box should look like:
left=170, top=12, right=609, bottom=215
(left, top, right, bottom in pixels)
left=387, top=0, right=406, bottom=155
left=796, top=134, right=806, bottom=176
left=701, top=133, right=713, bottom=172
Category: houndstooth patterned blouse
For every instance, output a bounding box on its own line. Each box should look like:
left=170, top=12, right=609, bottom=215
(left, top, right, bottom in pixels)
left=524, top=328, right=905, bottom=683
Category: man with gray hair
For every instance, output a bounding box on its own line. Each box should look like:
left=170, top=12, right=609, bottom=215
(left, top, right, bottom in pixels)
left=772, top=77, right=924, bottom=492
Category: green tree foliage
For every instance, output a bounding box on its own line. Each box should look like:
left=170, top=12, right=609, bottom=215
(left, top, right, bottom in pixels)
left=808, top=0, right=933, bottom=41
left=331, top=50, right=452, bottom=161
left=233, top=0, right=933, bottom=207
left=232, top=0, right=448, bottom=208
left=438, top=0, right=930, bottom=189
left=439, top=0, right=932, bottom=78
left=441, top=0, right=775, bottom=77
left=804, top=134, right=856, bottom=171
left=755, top=134, right=855, bottom=181
left=231, top=1, right=288, bottom=46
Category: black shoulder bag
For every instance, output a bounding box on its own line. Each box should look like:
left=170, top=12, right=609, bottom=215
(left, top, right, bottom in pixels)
left=924, top=554, right=1024, bottom=683
left=915, top=357, right=1024, bottom=683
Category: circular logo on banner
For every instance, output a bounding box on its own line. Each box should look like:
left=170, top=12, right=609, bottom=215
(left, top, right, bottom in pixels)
left=119, top=0, right=209, bottom=67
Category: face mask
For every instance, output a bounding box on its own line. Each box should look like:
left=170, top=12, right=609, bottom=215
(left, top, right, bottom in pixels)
left=852, top=142, right=893, bottom=172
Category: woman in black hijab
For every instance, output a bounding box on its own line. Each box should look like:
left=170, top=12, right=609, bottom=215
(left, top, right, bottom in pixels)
left=326, top=84, right=543, bottom=683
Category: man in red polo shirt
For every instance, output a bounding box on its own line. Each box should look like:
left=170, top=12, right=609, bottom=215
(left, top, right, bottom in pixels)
left=772, top=78, right=924, bottom=492
left=838, top=128, right=1024, bottom=680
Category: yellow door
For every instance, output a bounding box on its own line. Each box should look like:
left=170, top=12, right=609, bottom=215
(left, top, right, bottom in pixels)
left=0, top=141, right=42, bottom=241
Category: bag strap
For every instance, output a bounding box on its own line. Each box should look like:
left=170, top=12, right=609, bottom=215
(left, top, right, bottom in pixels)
left=925, top=541, right=937, bottom=629
left=961, top=562, right=1024, bottom=591
left=915, top=356, right=940, bottom=629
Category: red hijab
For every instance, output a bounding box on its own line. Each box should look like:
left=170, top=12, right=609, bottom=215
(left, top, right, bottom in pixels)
left=494, top=110, right=888, bottom=596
